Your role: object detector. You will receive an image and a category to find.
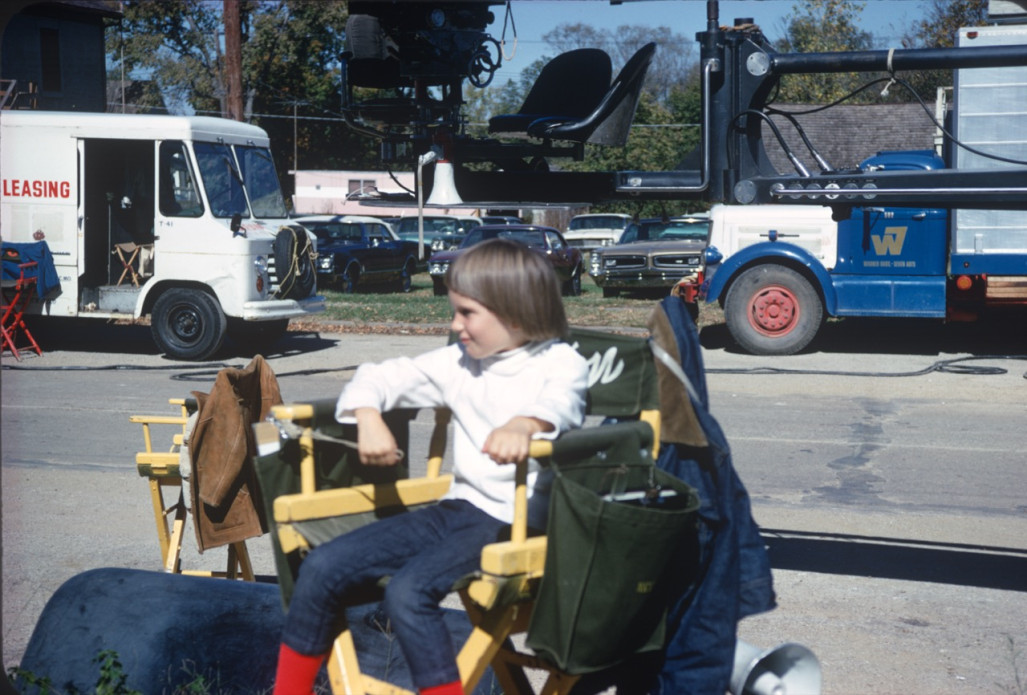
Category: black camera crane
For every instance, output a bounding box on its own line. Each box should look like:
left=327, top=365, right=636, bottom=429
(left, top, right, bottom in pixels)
left=341, top=0, right=1027, bottom=211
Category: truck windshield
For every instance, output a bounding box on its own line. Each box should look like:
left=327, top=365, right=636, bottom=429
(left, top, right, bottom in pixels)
left=194, top=142, right=248, bottom=218
left=236, top=146, right=288, bottom=218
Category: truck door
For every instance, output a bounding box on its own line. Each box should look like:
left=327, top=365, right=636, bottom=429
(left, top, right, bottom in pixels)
left=832, top=207, right=948, bottom=316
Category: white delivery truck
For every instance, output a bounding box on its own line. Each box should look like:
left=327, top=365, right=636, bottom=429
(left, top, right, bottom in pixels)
left=1, top=111, right=323, bottom=360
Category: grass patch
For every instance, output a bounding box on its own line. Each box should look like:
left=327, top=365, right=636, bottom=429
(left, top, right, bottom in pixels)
left=318, top=273, right=722, bottom=331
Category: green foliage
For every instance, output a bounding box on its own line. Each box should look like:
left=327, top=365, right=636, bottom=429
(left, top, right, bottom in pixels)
left=106, top=0, right=377, bottom=203
left=7, top=650, right=143, bottom=695
left=900, top=0, right=988, bottom=100
left=774, top=0, right=876, bottom=104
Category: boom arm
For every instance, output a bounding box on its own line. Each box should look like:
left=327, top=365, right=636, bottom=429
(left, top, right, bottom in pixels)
left=342, top=0, right=1027, bottom=211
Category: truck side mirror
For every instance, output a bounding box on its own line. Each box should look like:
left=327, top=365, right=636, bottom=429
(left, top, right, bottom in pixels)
left=231, top=213, right=245, bottom=237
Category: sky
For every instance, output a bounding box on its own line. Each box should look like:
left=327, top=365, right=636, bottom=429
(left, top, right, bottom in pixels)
left=485, top=0, right=932, bottom=83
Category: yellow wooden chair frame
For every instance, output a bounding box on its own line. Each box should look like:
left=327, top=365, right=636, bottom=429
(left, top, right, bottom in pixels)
left=131, top=397, right=254, bottom=580
left=261, top=400, right=660, bottom=695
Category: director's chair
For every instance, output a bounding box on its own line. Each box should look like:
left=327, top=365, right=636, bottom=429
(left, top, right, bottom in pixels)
left=112, top=241, right=153, bottom=287
left=1, top=260, right=43, bottom=360
left=253, top=327, right=700, bottom=695
left=131, top=397, right=254, bottom=579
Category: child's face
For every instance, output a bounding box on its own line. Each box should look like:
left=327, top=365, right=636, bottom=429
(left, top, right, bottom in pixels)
left=449, top=290, right=528, bottom=359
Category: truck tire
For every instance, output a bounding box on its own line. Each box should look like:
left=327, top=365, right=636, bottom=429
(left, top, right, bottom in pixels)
left=151, top=288, right=227, bottom=361
left=227, top=317, right=289, bottom=352
left=723, top=264, right=822, bottom=355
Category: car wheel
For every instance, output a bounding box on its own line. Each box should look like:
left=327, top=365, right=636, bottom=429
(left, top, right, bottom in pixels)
left=338, top=263, right=358, bottom=294
left=602, top=287, right=619, bottom=298
left=150, top=288, right=227, bottom=361
left=723, top=264, right=823, bottom=355
left=563, top=266, right=582, bottom=297
left=395, top=259, right=415, bottom=293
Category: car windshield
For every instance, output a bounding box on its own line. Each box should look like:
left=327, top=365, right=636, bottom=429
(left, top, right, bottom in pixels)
left=235, top=145, right=288, bottom=218
left=639, top=219, right=710, bottom=242
left=569, top=215, right=627, bottom=231
left=193, top=142, right=248, bottom=218
left=461, top=228, right=546, bottom=248
left=309, top=222, right=364, bottom=242
left=396, top=217, right=469, bottom=235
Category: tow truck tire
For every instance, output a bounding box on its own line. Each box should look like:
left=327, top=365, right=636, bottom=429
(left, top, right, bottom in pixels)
left=724, top=264, right=822, bottom=355
left=151, top=288, right=227, bottom=361
left=227, top=317, right=289, bottom=352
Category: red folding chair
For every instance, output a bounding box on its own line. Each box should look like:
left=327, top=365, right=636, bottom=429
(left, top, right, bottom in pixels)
left=1, top=260, right=43, bottom=360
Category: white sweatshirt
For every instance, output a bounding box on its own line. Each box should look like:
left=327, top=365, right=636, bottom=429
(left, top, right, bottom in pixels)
left=335, top=339, right=588, bottom=526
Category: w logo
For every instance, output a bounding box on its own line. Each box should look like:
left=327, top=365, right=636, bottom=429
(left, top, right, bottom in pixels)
left=871, top=226, right=907, bottom=256
left=577, top=345, right=624, bottom=388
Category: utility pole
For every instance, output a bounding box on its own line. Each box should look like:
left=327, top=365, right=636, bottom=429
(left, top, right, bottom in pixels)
left=224, top=0, right=244, bottom=121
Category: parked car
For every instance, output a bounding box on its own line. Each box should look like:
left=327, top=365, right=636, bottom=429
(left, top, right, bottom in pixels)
left=393, top=215, right=483, bottom=252
left=589, top=215, right=710, bottom=297
left=480, top=215, right=523, bottom=225
left=428, top=225, right=584, bottom=297
left=563, top=213, right=633, bottom=252
left=293, top=215, right=426, bottom=293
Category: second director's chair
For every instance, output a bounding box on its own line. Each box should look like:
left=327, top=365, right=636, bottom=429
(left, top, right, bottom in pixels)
left=131, top=397, right=255, bottom=579
left=254, top=328, right=701, bottom=695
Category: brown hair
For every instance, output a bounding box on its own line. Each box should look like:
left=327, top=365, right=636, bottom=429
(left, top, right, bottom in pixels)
left=446, top=238, right=568, bottom=341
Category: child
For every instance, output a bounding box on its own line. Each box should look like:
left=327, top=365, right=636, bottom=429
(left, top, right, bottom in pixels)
left=273, top=238, right=589, bottom=695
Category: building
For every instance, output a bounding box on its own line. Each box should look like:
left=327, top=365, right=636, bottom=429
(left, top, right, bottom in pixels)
left=760, top=103, right=938, bottom=176
left=1, top=0, right=120, bottom=111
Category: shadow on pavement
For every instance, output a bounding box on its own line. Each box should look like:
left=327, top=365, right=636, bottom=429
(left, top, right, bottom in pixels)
left=19, top=317, right=340, bottom=360
left=763, top=529, right=1027, bottom=592
left=700, top=308, right=1027, bottom=357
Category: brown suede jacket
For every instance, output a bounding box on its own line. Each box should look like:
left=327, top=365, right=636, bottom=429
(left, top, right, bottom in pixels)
left=189, top=354, right=282, bottom=552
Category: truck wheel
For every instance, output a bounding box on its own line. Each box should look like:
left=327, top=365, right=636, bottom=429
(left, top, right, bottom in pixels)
left=227, top=317, right=289, bottom=352
left=150, top=288, right=227, bottom=361
left=274, top=226, right=315, bottom=300
left=562, top=266, right=583, bottom=297
left=602, top=287, right=619, bottom=298
left=724, top=265, right=822, bottom=355
left=432, top=279, right=448, bottom=296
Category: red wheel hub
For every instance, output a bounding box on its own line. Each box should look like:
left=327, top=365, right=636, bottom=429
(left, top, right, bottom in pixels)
left=748, top=285, right=799, bottom=336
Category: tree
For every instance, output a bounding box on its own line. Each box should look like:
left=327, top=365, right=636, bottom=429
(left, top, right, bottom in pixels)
left=542, top=22, right=695, bottom=105
left=106, top=0, right=378, bottom=204
left=901, top=0, right=988, bottom=100
left=773, top=0, right=876, bottom=104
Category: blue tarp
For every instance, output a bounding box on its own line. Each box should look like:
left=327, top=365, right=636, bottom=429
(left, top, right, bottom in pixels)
left=1, top=240, right=61, bottom=299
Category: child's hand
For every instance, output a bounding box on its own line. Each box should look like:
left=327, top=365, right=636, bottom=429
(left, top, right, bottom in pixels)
left=483, top=416, right=553, bottom=465
left=355, top=408, right=401, bottom=466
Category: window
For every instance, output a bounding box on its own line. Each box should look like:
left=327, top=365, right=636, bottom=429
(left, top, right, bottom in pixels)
left=159, top=142, right=203, bottom=217
left=39, top=28, right=61, bottom=92
left=348, top=179, right=375, bottom=195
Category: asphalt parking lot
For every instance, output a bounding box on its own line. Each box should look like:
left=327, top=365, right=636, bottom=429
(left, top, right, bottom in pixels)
left=3, top=313, right=1026, bottom=694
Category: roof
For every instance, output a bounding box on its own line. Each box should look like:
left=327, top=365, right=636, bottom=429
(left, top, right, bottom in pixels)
left=760, top=103, right=938, bottom=174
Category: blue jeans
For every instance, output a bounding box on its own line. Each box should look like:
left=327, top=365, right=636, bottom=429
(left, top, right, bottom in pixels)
left=281, top=499, right=508, bottom=689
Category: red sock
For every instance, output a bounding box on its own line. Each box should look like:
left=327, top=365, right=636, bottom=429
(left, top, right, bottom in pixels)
left=420, top=681, right=463, bottom=695
left=273, top=643, right=325, bottom=695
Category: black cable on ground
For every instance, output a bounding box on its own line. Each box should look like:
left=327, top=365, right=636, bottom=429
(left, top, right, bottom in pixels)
left=706, top=355, right=1027, bottom=379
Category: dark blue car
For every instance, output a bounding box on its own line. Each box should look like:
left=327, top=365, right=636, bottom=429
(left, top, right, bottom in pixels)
left=293, top=215, right=429, bottom=293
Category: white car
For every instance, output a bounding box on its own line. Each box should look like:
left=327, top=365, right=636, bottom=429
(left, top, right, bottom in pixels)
left=563, top=213, right=633, bottom=252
